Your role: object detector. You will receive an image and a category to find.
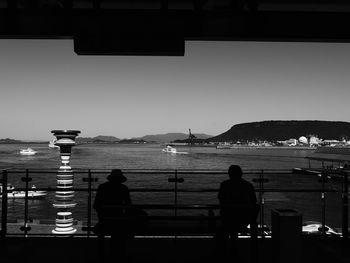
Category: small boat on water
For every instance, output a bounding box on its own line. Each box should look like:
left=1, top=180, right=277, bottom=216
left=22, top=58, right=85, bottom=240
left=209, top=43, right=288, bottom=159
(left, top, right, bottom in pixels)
left=162, top=145, right=177, bottom=153
left=162, top=145, right=189, bottom=154
left=0, top=184, right=47, bottom=199
left=48, top=139, right=60, bottom=149
left=20, top=148, right=37, bottom=156
left=302, top=221, right=340, bottom=236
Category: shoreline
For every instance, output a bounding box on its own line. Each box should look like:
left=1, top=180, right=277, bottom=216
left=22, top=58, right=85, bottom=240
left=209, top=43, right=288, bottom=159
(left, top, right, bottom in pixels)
left=216, top=146, right=316, bottom=150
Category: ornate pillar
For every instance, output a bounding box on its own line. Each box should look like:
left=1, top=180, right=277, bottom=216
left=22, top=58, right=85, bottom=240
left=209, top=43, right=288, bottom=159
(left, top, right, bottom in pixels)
left=51, top=130, right=80, bottom=235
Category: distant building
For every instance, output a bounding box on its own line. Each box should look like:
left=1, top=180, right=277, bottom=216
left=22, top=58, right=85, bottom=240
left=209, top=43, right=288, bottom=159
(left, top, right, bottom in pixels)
left=322, top=139, right=343, bottom=147
left=309, top=136, right=321, bottom=146
left=298, top=136, right=308, bottom=144
left=277, top=138, right=297, bottom=146
left=286, top=138, right=297, bottom=146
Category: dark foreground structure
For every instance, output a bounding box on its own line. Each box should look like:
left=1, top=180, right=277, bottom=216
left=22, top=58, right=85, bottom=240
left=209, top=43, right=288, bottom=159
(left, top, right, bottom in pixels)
left=1, top=0, right=350, bottom=55
left=0, top=2, right=350, bottom=261
left=0, top=236, right=349, bottom=263
left=0, top=168, right=349, bottom=263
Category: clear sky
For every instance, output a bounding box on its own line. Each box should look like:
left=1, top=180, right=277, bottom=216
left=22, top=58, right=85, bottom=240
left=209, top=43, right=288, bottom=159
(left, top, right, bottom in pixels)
left=0, top=40, right=350, bottom=140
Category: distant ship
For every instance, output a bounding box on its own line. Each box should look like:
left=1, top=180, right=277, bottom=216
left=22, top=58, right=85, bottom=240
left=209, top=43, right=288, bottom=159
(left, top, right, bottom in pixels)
left=20, top=148, right=37, bottom=155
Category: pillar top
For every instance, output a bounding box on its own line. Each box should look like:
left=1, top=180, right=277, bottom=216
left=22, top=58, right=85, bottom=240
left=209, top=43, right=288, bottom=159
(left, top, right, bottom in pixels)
left=51, top=130, right=81, bottom=135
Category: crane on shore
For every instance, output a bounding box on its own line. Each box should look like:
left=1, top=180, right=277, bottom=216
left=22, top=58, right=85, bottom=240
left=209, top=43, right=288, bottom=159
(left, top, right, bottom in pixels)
left=189, top=129, right=196, bottom=145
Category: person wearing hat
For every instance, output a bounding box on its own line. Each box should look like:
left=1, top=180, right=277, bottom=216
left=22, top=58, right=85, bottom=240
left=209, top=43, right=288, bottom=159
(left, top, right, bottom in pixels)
left=94, top=169, right=131, bottom=220
left=93, top=169, right=132, bottom=260
left=216, top=165, right=258, bottom=259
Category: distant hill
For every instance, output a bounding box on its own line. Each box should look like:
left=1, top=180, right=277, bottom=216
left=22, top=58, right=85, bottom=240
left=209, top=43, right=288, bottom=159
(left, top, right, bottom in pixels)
left=75, top=133, right=212, bottom=144
left=0, top=138, right=46, bottom=144
left=138, top=133, right=213, bottom=143
left=208, top=120, right=350, bottom=142
left=119, top=139, right=147, bottom=144
left=0, top=138, right=23, bottom=144
left=76, top=135, right=120, bottom=143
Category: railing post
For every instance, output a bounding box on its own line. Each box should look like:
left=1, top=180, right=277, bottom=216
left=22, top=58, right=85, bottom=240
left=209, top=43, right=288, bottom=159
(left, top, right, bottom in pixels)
left=168, top=169, right=184, bottom=217
left=1, top=170, right=8, bottom=239
left=250, top=219, right=258, bottom=263
left=321, top=171, right=327, bottom=236
left=20, top=169, right=32, bottom=236
left=24, top=169, right=29, bottom=236
left=260, top=169, right=265, bottom=238
left=87, top=169, right=92, bottom=238
left=342, top=170, right=348, bottom=240
left=174, top=169, right=178, bottom=217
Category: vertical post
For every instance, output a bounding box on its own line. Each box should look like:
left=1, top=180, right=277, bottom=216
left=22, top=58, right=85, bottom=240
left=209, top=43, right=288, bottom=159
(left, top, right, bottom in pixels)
left=321, top=172, right=326, bottom=236
left=342, top=171, right=348, bottom=239
left=1, top=170, right=8, bottom=239
left=271, top=209, right=302, bottom=263
left=259, top=169, right=265, bottom=237
left=87, top=169, right=92, bottom=238
left=24, top=169, right=29, bottom=237
left=174, top=169, right=178, bottom=218
left=250, top=219, right=258, bottom=263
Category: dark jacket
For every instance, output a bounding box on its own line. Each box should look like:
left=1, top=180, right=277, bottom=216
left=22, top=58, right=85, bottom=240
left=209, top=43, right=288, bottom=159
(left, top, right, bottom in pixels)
left=218, top=178, right=257, bottom=231
left=93, top=182, right=131, bottom=223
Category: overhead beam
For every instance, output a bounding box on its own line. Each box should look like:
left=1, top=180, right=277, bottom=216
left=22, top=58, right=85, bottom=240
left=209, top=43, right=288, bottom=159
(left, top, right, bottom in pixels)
left=0, top=9, right=349, bottom=42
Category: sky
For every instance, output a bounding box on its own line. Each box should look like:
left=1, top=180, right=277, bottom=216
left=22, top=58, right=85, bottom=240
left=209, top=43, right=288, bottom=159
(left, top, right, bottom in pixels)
left=0, top=40, right=350, bottom=140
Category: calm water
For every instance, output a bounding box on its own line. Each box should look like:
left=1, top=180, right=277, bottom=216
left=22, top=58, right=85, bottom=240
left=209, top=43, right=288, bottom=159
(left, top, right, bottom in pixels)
left=0, top=143, right=346, bottom=232
left=0, top=143, right=312, bottom=170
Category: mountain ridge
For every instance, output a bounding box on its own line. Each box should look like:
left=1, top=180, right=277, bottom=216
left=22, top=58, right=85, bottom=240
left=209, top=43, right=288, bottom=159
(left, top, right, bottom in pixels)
left=136, top=133, right=213, bottom=143
left=209, top=120, right=350, bottom=142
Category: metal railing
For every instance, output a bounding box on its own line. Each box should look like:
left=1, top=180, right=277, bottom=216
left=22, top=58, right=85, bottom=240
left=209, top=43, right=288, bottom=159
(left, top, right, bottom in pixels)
left=1, top=0, right=242, bottom=11
left=0, top=168, right=348, bottom=239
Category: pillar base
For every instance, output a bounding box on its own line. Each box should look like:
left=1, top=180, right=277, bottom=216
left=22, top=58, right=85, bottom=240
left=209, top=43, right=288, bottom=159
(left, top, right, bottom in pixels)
left=52, top=228, right=77, bottom=235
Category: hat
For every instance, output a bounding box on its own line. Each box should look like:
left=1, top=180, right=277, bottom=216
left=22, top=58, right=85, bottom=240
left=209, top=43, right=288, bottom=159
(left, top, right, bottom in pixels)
left=107, top=169, right=127, bottom=183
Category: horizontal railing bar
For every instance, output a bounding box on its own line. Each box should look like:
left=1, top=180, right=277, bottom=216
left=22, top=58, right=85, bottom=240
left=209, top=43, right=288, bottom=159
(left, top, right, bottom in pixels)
left=5, top=169, right=348, bottom=176
left=9, top=187, right=339, bottom=193
left=4, top=168, right=298, bottom=172
left=103, top=216, right=219, bottom=220
left=98, top=204, right=287, bottom=209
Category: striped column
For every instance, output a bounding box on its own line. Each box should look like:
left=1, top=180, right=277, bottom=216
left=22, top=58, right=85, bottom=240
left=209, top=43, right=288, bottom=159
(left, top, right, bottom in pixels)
left=51, top=130, right=80, bottom=235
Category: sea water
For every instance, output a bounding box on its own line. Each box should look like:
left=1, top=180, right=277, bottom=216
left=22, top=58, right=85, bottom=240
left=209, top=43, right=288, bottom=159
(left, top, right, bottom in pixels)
left=0, top=143, right=346, bottom=231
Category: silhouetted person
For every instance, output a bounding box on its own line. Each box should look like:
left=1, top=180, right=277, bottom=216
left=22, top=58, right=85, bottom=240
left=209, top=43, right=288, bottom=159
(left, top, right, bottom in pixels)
left=94, top=169, right=132, bottom=261
left=216, top=165, right=258, bottom=260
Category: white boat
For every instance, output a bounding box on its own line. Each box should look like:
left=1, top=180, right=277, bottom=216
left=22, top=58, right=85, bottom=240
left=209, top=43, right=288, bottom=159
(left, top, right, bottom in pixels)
left=162, top=145, right=188, bottom=154
left=20, top=148, right=37, bottom=155
left=162, top=145, right=177, bottom=153
left=48, top=139, right=60, bottom=149
left=0, top=184, right=47, bottom=199
left=302, top=221, right=340, bottom=236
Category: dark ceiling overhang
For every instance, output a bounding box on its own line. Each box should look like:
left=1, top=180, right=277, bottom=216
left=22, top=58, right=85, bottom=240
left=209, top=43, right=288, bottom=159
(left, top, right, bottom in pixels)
left=1, top=6, right=350, bottom=55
